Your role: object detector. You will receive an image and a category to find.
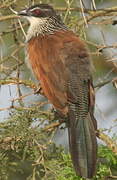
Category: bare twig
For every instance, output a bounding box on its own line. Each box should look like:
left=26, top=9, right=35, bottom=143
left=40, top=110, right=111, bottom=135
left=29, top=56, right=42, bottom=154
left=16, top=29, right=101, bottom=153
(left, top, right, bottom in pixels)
left=0, top=78, right=36, bottom=89
left=0, top=15, right=18, bottom=22
left=1, top=6, right=117, bottom=23
left=107, top=175, right=117, bottom=179
left=43, top=120, right=65, bottom=131
left=94, top=79, right=112, bottom=89
left=80, top=0, right=88, bottom=27
left=98, top=130, right=117, bottom=155
left=94, top=77, right=117, bottom=89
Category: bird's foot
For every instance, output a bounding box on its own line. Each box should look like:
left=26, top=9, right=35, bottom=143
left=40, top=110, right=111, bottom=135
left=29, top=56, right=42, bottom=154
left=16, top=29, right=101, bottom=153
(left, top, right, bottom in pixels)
left=34, top=86, right=44, bottom=95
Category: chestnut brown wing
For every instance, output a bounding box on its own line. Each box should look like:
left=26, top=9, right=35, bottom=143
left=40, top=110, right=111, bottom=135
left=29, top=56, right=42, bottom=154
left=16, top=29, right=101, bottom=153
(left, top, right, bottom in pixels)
left=58, top=35, right=97, bottom=178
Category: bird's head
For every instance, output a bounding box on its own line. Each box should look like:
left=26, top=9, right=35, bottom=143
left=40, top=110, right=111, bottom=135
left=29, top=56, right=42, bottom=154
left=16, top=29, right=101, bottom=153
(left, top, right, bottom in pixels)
left=18, top=4, right=58, bottom=22
left=18, top=4, right=66, bottom=40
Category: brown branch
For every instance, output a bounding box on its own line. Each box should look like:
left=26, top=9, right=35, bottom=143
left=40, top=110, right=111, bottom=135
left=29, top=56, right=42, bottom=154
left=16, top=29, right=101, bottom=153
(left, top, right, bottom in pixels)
left=94, top=79, right=112, bottom=88
left=0, top=15, right=18, bottom=22
left=98, top=130, right=117, bottom=155
left=94, top=77, right=117, bottom=89
left=98, top=44, right=117, bottom=51
left=1, top=6, right=117, bottom=23
left=56, top=6, right=117, bottom=15
left=43, top=120, right=64, bottom=131
left=107, top=175, right=117, bottom=179
left=0, top=78, right=36, bottom=89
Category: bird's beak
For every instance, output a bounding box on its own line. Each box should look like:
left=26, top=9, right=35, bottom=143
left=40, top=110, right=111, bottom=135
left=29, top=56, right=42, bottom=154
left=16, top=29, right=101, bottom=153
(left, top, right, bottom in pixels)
left=18, top=9, right=28, bottom=16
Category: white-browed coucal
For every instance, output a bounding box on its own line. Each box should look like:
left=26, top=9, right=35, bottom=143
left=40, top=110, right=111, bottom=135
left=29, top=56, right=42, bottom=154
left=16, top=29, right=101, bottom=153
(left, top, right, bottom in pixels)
left=18, top=4, right=97, bottom=178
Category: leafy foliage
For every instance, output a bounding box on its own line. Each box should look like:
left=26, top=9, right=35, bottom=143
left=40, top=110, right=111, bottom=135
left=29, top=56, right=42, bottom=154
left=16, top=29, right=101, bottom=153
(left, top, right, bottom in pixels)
left=0, top=109, right=116, bottom=180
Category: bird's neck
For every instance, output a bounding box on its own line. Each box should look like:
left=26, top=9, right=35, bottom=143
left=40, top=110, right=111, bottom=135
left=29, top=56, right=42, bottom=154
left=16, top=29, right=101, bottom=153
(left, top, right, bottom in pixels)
left=26, top=16, right=67, bottom=42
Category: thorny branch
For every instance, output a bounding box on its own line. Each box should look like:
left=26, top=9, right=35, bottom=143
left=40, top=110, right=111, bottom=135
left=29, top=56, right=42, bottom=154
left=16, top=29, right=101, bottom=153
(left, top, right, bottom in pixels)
left=1, top=5, right=117, bottom=22
left=0, top=117, right=117, bottom=156
left=0, top=78, right=36, bottom=89
left=43, top=120, right=117, bottom=156
left=98, top=130, right=117, bottom=155
left=0, top=15, right=18, bottom=22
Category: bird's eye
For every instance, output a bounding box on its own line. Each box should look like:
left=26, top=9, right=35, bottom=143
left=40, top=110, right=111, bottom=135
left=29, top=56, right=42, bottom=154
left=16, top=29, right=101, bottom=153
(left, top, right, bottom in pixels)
left=32, top=9, right=41, bottom=16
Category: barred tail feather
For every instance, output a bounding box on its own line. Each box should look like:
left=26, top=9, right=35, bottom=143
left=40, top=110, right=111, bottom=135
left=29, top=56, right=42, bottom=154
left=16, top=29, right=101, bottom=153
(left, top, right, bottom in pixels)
left=68, top=103, right=97, bottom=178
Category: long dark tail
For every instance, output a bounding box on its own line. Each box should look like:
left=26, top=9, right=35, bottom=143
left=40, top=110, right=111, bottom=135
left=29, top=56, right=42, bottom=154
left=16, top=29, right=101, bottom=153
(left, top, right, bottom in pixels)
left=68, top=103, right=97, bottom=178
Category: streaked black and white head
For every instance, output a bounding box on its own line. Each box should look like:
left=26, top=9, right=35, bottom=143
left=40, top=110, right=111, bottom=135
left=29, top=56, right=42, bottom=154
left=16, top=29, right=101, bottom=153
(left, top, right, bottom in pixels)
left=18, top=4, right=67, bottom=40
left=18, top=4, right=57, bottom=20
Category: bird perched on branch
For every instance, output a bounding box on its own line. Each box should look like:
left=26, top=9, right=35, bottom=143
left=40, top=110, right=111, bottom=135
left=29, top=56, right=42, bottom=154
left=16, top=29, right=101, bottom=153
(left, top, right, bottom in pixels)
left=18, top=4, right=97, bottom=178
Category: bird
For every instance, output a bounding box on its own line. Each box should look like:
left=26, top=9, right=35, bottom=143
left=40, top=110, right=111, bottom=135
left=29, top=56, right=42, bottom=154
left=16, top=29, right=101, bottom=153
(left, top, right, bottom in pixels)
left=18, top=4, right=97, bottom=178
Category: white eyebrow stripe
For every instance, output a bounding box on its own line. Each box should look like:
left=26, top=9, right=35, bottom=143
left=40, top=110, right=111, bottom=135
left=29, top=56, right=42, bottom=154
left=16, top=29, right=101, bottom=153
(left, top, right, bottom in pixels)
left=30, top=7, right=51, bottom=12
left=30, top=7, right=41, bottom=12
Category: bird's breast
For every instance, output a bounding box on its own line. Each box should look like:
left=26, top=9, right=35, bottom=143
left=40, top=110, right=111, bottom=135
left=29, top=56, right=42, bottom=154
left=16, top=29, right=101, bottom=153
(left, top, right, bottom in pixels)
left=26, top=31, right=70, bottom=114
